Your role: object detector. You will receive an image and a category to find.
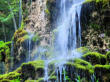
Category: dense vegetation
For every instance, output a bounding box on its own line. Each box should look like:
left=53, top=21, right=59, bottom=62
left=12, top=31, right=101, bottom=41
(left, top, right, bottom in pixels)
left=0, top=0, right=110, bottom=82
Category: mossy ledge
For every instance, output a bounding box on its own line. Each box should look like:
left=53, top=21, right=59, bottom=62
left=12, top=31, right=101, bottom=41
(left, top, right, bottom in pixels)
left=83, top=52, right=106, bottom=65
left=0, top=60, right=45, bottom=82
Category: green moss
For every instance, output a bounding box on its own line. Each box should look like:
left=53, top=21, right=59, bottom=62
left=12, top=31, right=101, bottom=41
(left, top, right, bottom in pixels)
left=13, top=29, right=29, bottom=45
left=76, top=47, right=90, bottom=54
left=94, top=64, right=110, bottom=81
left=83, top=52, right=106, bottom=65
left=85, top=0, right=109, bottom=6
left=49, top=75, right=56, bottom=80
left=25, top=80, right=37, bottom=82
left=21, top=60, right=45, bottom=81
left=25, top=78, right=44, bottom=82
left=0, top=72, right=21, bottom=81
left=95, top=64, right=110, bottom=69
left=106, top=51, right=110, bottom=64
left=22, top=60, right=44, bottom=69
left=66, top=58, right=94, bottom=74
left=36, top=78, right=44, bottom=82
left=85, top=0, right=104, bottom=3
left=32, top=33, right=40, bottom=42
left=45, top=9, right=50, bottom=15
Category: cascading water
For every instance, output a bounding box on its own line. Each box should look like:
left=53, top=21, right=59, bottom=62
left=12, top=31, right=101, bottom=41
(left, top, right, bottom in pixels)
left=56, top=0, right=85, bottom=56
left=27, top=0, right=85, bottom=81
left=54, top=0, right=85, bottom=81
left=19, top=0, right=22, bottom=27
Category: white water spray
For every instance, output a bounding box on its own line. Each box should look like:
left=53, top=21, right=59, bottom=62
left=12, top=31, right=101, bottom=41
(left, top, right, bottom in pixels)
left=54, top=0, right=85, bottom=81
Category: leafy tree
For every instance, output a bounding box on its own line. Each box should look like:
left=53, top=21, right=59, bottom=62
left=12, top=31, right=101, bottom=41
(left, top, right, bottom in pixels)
left=0, top=0, right=20, bottom=41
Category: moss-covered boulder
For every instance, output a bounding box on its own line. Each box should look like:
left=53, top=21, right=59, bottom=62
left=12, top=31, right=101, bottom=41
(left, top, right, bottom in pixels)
left=94, top=64, right=110, bottom=82
left=13, top=29, right=29, bottom=46
left=83, top=52, right=106, bottom=65
left=65, top=58, right=94, bottom=81
left=0, top=60, right=45, bottom=82
left=21, top=60, right=44, bottom=81
left=12, top=29, right=29, bottom=70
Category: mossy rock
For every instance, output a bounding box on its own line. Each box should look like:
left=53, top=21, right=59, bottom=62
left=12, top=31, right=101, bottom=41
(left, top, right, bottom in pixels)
left=66, top=59, right=94, bottom=74
left=12, top=29, right=29, bottom=70
left=21, top=60, right=45, bottom=81
left=0, top=60, right=45, bottom=81
left=65, top=59, right=94, bottom=81
left=85, top=0, right=109, bottom=4
left=94, top=64, right=110, bottom=81
left=83, top=52, right=106, bottom=65
left=0, top=71, right=21, bottom=81
left=13, top=29, right=29, bottom=45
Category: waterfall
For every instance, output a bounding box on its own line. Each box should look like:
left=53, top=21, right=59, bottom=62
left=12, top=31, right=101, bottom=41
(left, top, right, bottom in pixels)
left=56, top=0, right=85, bottom=56
left=54, top=0, right=85, bottom=81
left=19, top=0, right=22, bottom=28
left=26, top=0, right=85, bottom=81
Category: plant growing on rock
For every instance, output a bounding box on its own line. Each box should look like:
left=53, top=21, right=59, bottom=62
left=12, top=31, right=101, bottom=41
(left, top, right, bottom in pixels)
left=0, top=41, right=11, bottom=73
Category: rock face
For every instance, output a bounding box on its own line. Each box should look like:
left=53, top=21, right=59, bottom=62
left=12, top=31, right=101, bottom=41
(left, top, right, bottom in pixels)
left=13, top=29, right=29, bottom=70
left=25, top=0, right=52, bottom=47
left=12, top=0, right=57, bottom=70
left=81, top=1, right=110, bottom=54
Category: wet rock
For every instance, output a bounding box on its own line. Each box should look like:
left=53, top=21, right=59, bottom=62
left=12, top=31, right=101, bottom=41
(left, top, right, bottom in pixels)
left=13, top=29, right=29, bottom=70
left=21, top=60, right=44, bottom=81
left=94, top=64, right=110, bottom=82
left=64, top=58, right=94, bottom=81
left=83, top=52, right=106, bottom=65
left=0, top=60, right=45, bottom=82
left=81, top=1, right=110, bottom=54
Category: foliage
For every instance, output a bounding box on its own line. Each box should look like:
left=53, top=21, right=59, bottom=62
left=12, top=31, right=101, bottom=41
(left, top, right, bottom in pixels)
left=0, top=0, right=20, bottom=41
left=0, top=41, right=11, bottom=61
left=0, top=71, right=21, bottom=81
left=0, top=0, right=19, bottom=23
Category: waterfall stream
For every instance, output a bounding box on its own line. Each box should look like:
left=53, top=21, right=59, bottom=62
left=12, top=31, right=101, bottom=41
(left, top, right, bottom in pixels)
left=19, top=0, right=22, bottom=27
left=25, top=0, right=85, bottom=81
left=44, top=0, right=85, bottom=81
